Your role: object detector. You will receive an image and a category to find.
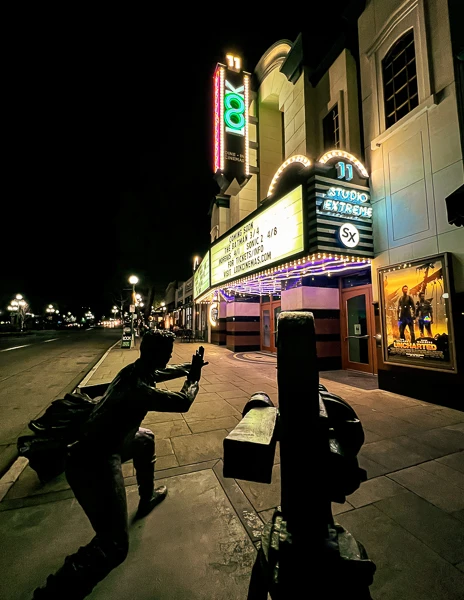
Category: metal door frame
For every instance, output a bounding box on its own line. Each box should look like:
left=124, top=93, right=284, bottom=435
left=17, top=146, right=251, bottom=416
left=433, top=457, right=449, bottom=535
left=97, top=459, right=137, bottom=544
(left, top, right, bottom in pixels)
left=340, top=284, right=377, bottom=374
left=260, top=297, right=281, bottom=353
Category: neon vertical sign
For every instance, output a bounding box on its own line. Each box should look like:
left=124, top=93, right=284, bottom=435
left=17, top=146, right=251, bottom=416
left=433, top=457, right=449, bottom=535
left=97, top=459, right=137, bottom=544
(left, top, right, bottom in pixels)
left=214, top=66, right=225, bottom=172
left=213, top=56, right=249, bottom=179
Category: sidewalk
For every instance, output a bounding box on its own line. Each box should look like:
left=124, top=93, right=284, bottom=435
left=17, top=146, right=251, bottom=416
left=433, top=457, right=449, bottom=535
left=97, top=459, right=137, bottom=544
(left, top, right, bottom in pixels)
left=0, top=341, right=463, bottom=599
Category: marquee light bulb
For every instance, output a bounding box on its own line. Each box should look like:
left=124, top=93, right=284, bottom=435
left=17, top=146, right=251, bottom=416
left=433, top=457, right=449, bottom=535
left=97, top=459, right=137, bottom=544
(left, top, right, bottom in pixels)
left=267, top=155, right=311, bottom=197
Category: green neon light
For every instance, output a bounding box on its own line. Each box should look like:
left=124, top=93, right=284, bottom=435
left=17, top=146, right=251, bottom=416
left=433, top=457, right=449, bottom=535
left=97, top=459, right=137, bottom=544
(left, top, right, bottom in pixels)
left=224, top=92, right=245, bottom=131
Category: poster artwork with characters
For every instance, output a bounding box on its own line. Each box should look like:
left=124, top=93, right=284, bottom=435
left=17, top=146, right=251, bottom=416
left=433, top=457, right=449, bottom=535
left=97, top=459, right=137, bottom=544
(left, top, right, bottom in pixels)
left=380, top=256, right=454, bottom=367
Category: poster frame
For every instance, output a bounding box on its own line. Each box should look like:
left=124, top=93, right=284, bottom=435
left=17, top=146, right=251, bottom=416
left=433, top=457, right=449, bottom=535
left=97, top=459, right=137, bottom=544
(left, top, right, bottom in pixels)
left=378, top=252, right=457, bottom=373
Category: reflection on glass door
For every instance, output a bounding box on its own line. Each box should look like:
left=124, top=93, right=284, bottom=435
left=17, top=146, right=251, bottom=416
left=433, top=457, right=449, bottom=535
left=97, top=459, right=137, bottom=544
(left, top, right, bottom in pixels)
left=263, top=310, right=271, bottom=348
left=341, top=286, right=376, bottom=373
left=347, top=294, right=369, bottom=364
left=274, top=306, right=281, bottom=348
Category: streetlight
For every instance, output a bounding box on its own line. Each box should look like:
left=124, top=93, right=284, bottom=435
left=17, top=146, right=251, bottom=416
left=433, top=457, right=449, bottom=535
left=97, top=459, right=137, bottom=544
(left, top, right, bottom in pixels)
left=8, top=294, right=28, bottom=331
left=128, top=275, right=139, bottom=347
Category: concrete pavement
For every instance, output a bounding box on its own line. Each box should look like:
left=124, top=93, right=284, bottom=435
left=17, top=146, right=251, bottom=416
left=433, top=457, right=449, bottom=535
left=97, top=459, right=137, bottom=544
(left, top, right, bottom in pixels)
left=0, top=340, right=463, bottom=599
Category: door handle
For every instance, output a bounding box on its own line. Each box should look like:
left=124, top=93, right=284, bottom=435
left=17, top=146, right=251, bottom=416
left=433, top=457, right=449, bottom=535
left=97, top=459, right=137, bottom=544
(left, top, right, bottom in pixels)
left=344, top=335, right=370, bottom=340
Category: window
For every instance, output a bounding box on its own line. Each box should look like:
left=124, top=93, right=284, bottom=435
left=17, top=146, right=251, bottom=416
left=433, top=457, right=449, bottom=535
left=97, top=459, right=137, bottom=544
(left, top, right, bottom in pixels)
left=382, top=29, right=418, bottom=129
left=323, top=104, right=340, bottom=150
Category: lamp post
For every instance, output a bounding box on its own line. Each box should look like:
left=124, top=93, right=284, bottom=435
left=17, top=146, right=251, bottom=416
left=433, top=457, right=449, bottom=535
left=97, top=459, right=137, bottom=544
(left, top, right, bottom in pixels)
left=162, top=303, right=167, bottom=329
left=46, top=304, right=59, bottom=329
left=7, top=301, right=19, bottom=329
left=129, top=275, right=139, bottom=347
left=8, top=294, right=28, bottom=331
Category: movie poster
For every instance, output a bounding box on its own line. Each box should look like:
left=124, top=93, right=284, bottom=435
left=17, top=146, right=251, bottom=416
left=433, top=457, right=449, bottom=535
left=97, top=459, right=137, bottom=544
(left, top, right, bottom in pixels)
left=379, top=254, right=455, bottom=369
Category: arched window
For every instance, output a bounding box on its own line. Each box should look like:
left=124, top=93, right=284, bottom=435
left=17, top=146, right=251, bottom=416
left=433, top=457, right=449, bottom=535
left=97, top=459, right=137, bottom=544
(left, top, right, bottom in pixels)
left=382, top=29, right=418, bottom=129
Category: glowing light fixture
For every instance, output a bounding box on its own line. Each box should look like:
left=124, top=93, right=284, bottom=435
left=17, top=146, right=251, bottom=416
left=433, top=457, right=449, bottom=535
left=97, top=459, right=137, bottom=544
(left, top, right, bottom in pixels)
left=226, top=54, right=241, bottom=71
left=267, top=155, right=311, bottom=197
left=209, top=302, right=219, bottom=327
left=244, top=74, right=250, bottom=176
left=318, top=150, right=369, bottom=178
left=196, top=253, right=372, bottom=302
left=214, top=66, right=226, bottom=172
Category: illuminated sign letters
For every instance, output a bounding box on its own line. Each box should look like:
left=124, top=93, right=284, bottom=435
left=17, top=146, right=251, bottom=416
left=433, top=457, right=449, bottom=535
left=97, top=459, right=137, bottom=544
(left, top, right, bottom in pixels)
left=211, top=186, right=304, bottom=286
left=224, top=81, right=245, bottom=135
left=336, top=161, right=353, bottom=181
left=327, top=187, right=369, bottom=203
left=193, top=252, right=211, bottom=300
left=226, top=54, right=241, bottom=71
left=321, top=187, right=372, bottom=219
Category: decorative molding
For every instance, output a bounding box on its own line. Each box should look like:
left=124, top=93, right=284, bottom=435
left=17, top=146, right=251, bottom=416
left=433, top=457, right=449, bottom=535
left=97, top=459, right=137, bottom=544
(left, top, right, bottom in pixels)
left=366, top=0, right=419, bottom=57
left=254, top=41, right=293, bottom=87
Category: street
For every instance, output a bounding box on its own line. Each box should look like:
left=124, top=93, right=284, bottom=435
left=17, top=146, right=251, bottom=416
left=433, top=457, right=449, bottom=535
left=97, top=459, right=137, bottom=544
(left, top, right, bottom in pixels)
left=0, top=328, right=120, bottom=475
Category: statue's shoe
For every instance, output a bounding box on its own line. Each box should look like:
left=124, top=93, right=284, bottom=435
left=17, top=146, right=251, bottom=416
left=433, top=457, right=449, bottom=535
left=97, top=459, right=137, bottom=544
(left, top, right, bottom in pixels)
left=136, top=485, right=168, bottom=518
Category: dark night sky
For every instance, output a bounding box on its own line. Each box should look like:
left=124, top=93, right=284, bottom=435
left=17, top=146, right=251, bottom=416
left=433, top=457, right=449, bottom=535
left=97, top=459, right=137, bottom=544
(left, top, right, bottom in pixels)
left=2, top=12, right=351, bottom=317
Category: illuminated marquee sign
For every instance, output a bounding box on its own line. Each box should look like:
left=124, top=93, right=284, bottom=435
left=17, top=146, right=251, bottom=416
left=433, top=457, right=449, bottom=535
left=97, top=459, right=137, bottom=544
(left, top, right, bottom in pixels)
left=214, top=56, right=250, bottom=183
left=211, top=186, right=304, bottom=285
left=193, top=252, right=211, bottom=300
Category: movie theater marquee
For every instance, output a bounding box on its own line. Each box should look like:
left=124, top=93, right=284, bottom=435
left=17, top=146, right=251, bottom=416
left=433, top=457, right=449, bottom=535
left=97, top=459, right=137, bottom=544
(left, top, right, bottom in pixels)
left=211, top=186, right=304, bottom=286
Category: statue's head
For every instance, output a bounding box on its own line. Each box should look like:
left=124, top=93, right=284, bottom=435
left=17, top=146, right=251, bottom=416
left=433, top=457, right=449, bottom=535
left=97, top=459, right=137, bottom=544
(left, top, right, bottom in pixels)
left=140, top=330, right=176, bottom=368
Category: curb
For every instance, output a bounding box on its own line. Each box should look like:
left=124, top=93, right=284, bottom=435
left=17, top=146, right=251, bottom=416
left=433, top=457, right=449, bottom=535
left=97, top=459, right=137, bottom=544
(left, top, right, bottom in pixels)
left=78, top=339, right=120, bottom=388
left=0, top=339, right=120, bottom=482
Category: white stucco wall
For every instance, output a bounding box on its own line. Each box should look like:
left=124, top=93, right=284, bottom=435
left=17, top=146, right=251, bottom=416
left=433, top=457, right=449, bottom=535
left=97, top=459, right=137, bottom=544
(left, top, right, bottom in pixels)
left=358, top=0, right=464, bottom=297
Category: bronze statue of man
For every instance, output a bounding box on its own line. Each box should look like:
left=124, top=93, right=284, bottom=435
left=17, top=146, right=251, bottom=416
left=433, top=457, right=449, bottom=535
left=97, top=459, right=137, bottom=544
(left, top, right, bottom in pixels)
left=33, top=330, right=207, bottom=599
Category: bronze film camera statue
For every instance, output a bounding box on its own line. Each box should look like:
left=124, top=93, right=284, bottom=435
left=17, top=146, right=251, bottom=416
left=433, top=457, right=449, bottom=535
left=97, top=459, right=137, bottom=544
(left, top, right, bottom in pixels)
left=223, top=311, right=376, bottom=600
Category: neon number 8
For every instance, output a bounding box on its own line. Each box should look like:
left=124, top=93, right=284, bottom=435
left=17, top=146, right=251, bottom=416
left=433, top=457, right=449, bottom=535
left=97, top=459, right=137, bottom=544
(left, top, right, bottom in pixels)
left=224, top=93, right=245, bottom=131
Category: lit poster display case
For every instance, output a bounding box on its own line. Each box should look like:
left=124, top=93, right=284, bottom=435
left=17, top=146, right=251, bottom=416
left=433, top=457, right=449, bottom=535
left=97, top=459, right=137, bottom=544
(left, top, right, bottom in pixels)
left=378, top=253, right=457, bottom=371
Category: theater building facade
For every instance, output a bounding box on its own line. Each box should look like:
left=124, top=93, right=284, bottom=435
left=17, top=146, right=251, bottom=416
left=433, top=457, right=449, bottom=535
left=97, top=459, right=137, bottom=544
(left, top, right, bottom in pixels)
left=192, top=0, right=463, bottom=402
left=358, top=0, right=463, bottom=400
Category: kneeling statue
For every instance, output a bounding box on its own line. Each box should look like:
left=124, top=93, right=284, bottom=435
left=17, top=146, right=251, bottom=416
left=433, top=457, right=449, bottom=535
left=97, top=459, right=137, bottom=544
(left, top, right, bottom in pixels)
left=33, top=330, right=207, bottom=599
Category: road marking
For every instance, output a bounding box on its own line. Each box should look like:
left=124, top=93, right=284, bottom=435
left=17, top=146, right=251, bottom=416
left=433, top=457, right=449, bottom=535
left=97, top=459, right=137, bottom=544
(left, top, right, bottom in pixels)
left=43, top=338, right=58, bottom=343
left=0, top=345, right=31, bottom=352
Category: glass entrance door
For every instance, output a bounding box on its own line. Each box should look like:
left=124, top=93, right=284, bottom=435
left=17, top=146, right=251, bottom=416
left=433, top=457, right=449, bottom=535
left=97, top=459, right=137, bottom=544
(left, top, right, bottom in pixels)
left=341, top=285, right=376, bottom=373
left=261, top=296, right=280, bottom=353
